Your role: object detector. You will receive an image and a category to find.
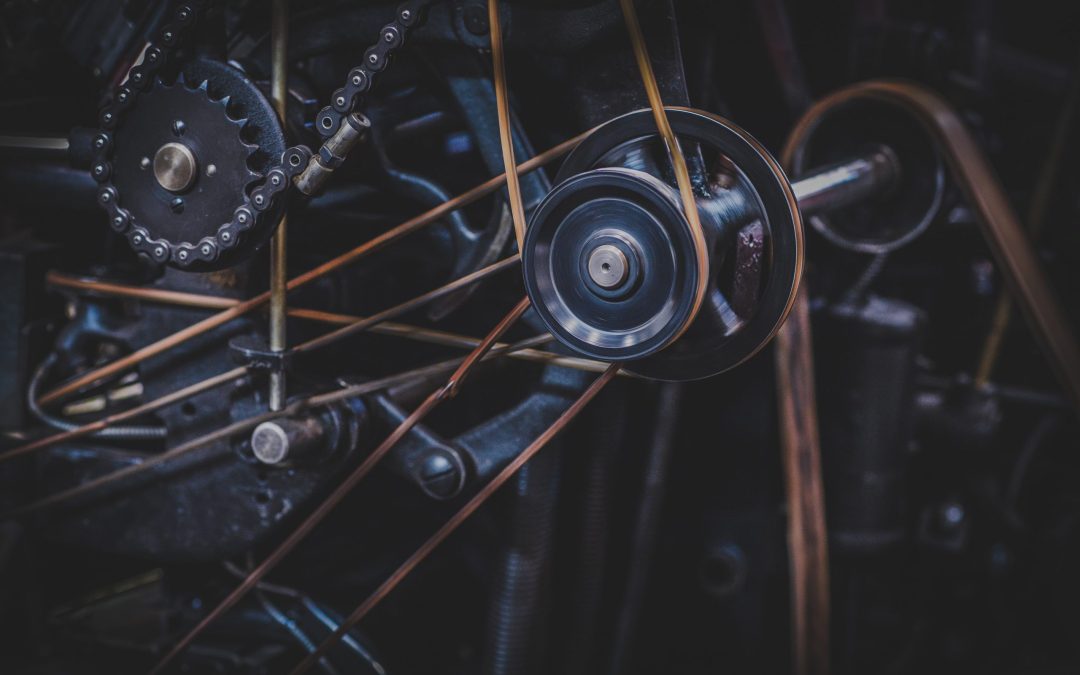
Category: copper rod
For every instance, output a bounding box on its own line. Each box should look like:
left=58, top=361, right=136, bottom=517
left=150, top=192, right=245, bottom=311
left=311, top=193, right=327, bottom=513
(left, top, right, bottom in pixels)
left=488, top=0, right=528, bottom=250
left=36, top=131, right=590, bottom=407
left=289, top=362, right=622, bottom=675
left=0, top=367, right=247, bottom=465
left=293, top=256, right=520, bottom=353
left=268, top=0, right=290, bottom=411
left=617, top=0, right=709, bottom=336
left=147, top=299, right=532, bottom=675
left=772, top=288, right=830, bottom=675
left=45, top=270, right=623, bottom=375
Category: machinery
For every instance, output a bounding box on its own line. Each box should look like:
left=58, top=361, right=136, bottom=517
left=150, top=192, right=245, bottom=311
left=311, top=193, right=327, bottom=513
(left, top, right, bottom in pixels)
left=0, top=1, right=1078, bottom=673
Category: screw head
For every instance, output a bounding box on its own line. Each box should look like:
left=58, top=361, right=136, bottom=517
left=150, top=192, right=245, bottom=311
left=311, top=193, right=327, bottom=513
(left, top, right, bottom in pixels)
left=170, top=196, right=185, bottom=213
left=172, top=119, right=186, bottom=136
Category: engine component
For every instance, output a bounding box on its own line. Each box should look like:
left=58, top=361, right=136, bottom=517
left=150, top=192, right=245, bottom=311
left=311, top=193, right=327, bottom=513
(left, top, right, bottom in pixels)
left=102, top=69, right=281, bottom=269
left=524, top=107, right=802, bottom=380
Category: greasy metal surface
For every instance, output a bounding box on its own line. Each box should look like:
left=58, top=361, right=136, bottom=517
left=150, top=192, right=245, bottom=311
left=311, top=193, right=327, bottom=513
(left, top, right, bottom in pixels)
left=786, top=80, right=1080, bottom=413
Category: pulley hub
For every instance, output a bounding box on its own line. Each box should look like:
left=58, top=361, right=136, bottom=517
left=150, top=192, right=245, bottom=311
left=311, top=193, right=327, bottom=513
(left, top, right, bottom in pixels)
left=522, top=108, right=803, bottom=381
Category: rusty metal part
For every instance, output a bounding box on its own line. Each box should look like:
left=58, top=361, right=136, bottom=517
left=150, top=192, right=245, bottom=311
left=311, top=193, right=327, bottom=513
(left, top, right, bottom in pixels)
left=975, top=53, right=1080, bottom=387
left=772, top=288, right=830, bottom=675
left=787, top=80, right=1080, bottom=413
left=488, top=0, right=528, bottom=250
left=146, top=299, right=532, bottom=675
left=618, top=0, right=710, bottom=341
left=36, top=131, right=591, bottom=407
left=288, top=362, right=622, bottom=675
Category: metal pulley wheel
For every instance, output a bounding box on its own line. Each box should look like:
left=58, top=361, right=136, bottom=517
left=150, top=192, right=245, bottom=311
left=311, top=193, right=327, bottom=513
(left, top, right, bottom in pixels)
left=522, top=107, right=803, bottom=381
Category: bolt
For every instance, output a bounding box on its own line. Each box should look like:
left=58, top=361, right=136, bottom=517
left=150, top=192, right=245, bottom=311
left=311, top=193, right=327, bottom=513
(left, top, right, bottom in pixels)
left=587, top=244, right=630, bottom=289
left=172, top=119, right=186, bottom=136
left=170, top=197, right=185, bottom=214
left=251, top=417, right=326, bottom=465
left=418, top=452, right=463, bottom=500
left=140, top=156, right=151, bottom=170
left=206, top=164, right=217, bottom=177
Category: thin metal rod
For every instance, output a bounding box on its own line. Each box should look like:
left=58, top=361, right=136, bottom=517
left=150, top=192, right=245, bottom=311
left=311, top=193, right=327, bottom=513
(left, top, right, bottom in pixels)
left=294, top=256, right=520, bottom=354
left=488, top=0, right=528, bottom=250
left=269, top=0, right=289, bottom=411
left=618, top=0, right=709, bottom=336
left=36, top=131, right=590, bottom=407
left=0, top=367, right=247, bottom=465
left=45, top=270, right=616, bottom=375
left=0, top=135, right=70, bottom=155
left=147, top=299, right=532, bottom=675
left=288, top=362, right=622, bottom=675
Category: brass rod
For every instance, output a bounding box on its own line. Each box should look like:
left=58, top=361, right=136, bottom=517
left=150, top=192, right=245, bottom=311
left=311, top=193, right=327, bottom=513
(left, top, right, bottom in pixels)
left=488, top=0, right=528, bottom=250
left=288, top=362, right=622, bottom=675
left=44, top=271, right=626, bottom=375
left=37, top=131, right=590, bottom=407
left=269, top=0, right=289, bottom=410
left=148, top=299, right=533, bottom=675
left=617, top=0, right=710, bottom=337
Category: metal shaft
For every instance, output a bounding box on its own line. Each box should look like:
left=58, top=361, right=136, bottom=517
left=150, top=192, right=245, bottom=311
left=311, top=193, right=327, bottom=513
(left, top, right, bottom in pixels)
left=791, top=147, right=899, bottom=217
left=269, top=0, right=289, bottom=411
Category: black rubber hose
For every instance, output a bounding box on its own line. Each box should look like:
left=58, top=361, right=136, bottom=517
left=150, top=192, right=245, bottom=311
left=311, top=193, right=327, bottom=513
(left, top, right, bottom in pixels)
left=482, top=444, right=562, bottom=675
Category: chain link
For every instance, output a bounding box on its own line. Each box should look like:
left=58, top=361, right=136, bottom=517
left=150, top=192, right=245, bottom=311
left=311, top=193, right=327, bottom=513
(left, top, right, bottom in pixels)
left=92, top=0, right=433, bottom=268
